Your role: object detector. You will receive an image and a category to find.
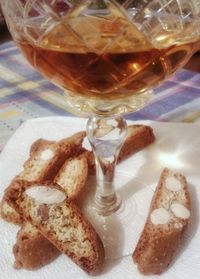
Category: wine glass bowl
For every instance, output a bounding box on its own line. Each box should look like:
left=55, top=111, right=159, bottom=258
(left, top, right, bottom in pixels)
left=1, top=0, right=199, bottom=116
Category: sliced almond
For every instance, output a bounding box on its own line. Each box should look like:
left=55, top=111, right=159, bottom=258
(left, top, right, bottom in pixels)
left=40, top=149, right=54, bottom=161
left=26, top=186, right=66, bottom=205
left=165, top=176, right=182, bottom=192
left=170, top=203, right=190, bottom=219
left=150, top=208, right=170, bottom=225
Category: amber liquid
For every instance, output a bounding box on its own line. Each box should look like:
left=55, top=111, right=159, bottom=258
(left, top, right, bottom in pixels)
left=17, top=15, right=199, bottom=102
left=18, top=41, right=197, bottom=99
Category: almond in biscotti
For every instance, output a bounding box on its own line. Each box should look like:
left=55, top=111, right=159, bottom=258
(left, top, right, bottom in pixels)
left=133, top=168, right=191, bottom=275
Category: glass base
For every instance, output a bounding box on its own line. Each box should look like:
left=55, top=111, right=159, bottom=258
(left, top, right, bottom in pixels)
left=63, top=89, right=153, bottom=116
left=94, top=193, right=122, bottom=216
left=80, top=173, right=153, bottom=260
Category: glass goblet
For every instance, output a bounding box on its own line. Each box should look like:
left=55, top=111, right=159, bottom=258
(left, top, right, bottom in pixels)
left=1, top=0, right=200, bottom=259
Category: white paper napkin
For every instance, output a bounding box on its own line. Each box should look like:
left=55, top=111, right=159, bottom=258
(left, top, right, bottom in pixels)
left=0, top=117, right=200, bottom=279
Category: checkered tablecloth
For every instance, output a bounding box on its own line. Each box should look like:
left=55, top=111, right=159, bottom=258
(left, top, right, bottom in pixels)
left=1, top=41, right=200, bottom=151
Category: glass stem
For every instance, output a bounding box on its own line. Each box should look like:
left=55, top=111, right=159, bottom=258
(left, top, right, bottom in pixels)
left=87, top=115, right=127, bottom=216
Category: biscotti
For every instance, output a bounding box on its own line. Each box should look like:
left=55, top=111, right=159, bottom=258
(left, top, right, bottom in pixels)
left=5, top=181, right=105, bottom=275
left=18, top=131, right=86, bottom=182
left=13, top=222, right=60, bottom=270
left=133, top=168, right=191, bottom=275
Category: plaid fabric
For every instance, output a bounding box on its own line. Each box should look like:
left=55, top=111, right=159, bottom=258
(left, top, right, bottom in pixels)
left=0, top=41, right=200, bottom=151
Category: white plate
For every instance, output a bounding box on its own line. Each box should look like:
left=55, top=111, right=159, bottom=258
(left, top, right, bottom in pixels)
left=0, top=116, right=200, bottom=279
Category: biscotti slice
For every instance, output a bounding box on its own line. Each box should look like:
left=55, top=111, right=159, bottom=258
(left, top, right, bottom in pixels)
left=133, top=168, right=191, bottom=275
left=54, top=155, right=88, bottom=201
left=5, top=181, right=105, bottom=275
left=13, top=222, right=60, bottom=270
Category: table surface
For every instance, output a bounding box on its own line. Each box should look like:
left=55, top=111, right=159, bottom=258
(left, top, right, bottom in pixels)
left=0, top=41, right=200, bottom=152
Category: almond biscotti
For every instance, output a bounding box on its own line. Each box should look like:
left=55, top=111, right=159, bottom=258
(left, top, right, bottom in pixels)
left=133, top=168, right=191, bottom=275
left=18, top=131, right=86, bottom=182
left=5, top=181, right=105, bottom=275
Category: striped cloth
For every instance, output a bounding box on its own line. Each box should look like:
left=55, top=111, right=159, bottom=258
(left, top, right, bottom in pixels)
left=0, top=41, right=200, bottom=151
